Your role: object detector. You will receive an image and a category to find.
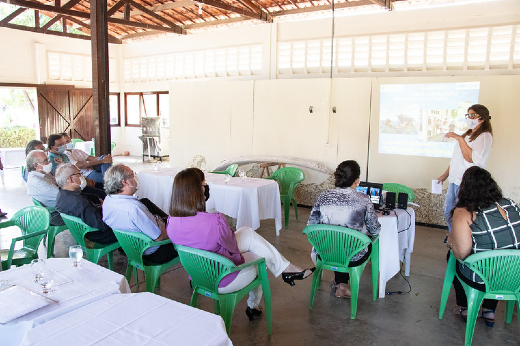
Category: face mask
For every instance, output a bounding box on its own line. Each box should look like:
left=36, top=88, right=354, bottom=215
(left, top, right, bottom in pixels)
left=41, top=162, right=53, bottom=174
left=74, top=175, right=87, bottom=190
left=465, top=118, right=480, bottom=130
left=129, top=176, right=140, bottom=190
left=56, top=145, right=66, bottom=154
left=204, top=184, right=210, bottom=201
left=66, top=142, right=74, bottom=150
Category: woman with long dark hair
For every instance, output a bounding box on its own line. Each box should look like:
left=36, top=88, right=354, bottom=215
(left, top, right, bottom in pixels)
left=448, top=166, right=520, bottom=327
left=167, top=168, right=314, bottom=321
left=437, top=104, right=493, bottom=233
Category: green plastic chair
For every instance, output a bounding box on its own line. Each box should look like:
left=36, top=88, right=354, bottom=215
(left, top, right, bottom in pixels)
left=0, top=206, right=49, bottom=270
left=175, top=244, right=272, bottom=335
left=112, top=229, right=179, bottom=293
left=111, top=142, right=116, bottom=151
left=32, top=198, right=68, bottom=259
left=383, top=183, right=415, bottom=202
left=267, top=167, right=305, bottom=228
left=211, top=164, right=238, bottom=177
left=71, top=138, right=84, bottom=148
left=439, top=250, right=520, bottom=346
left=303, top=224, right=379, bottom=319
left=60, top=213, right=120, bottom=270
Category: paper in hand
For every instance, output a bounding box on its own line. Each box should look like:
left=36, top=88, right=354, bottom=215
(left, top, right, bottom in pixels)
left=431, top=180, right=443, bottom=194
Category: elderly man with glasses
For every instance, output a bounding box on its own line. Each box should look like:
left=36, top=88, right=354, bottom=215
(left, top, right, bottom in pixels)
left=26, top=149, right=66, bottom=226
left=102, top=164, right=177, bottom=264
left=55, top=163, right=118, bottom=245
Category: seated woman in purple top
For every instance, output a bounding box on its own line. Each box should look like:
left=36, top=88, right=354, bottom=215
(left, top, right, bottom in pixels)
left=167, top=168, right=314, bottom=321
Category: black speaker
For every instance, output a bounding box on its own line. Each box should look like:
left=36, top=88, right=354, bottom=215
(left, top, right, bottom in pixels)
left=397, top=193, right=408, bottom=209
left=385, top=192, right=396, bottom=209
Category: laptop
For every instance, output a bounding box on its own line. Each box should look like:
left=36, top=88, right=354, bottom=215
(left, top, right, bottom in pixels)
left=355, top=181, right=383, bottom=210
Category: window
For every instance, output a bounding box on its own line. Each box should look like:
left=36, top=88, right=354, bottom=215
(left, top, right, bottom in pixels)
left=109, top=93, right=120, bottom=127
left=124, top=92, right=169, bottom=127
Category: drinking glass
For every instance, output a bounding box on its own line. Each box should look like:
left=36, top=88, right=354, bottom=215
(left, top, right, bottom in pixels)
left=38, top=267, right=54, bottom=295
left=31, top=259, right=46, bottom=283
left=69, top=245, right=84, bottom=267
left=223, top=174, right=231, bottom=184
left=238, top=170, right=246, bottom=181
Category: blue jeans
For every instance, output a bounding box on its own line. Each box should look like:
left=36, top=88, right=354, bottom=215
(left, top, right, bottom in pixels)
left=444, top=183, right=460, bottom=233
left=86, top=155, right=111, bottom=184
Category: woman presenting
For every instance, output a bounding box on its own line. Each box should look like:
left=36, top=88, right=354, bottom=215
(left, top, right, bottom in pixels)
left=437, top=104, right=493, bottom=233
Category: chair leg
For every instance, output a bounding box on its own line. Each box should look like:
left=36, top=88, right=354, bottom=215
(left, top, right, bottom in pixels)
left=283, top=199, right=290, bottom=229
left=349, top=265, right=366, bottom=320
left=439, top=252, right=456, bottom=319
left=107, top=250, right=114, bottom=271
left=144, top=267, right=161, bottom=293
left=309, top=265, right=322, bottom=310
left=124, top=264, right=133, bottom=283
left=371, top=240, right=380, bottom=301
left=292, top=198, right=298, bottom=222
left=259, top=263, right=272, bottom=335
left=464, top=287, right=485, bottom=346
left=219, top=294, right=238, bottom=335
left=46, top=227, right=57, bottom=259
left=505, top=300, right=515, bottom=324
left=190, top=289, right=199, bottom=308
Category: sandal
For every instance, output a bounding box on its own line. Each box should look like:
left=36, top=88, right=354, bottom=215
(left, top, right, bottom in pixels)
left=453, top=306, right=467, bottom=322
left=481, top=309, right=495, bottom=328
left=335, top=283, right=351, bottom=299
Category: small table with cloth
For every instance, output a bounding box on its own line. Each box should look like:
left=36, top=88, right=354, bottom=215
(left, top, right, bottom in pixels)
left=138, top=168, right=283, bottom=235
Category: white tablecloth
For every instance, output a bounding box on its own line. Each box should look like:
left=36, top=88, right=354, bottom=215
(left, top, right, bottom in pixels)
left=0, top=148, right=25, bottom=168
left=20, top=293, right=233, bottom=346
left=0, top=258, right=130, bottom=345
left=377, top=207, right=415, bottom=298
left=138, top=168, right=282, bottom=234
left=75, top=141, right=94, bottom=155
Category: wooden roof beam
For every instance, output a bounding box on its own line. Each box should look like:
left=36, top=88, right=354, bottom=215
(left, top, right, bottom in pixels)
left=0, top=0, right=185, bottom=34
left=126, top=0, right=180, bottom=29
left=271, top=0, right=375, bottom=16
left=197, top=0, right=272, bottom=22
left=0, top=7, right=26, bottom=24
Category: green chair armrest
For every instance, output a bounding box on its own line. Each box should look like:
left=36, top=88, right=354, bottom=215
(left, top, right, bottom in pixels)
left=228, top=257, right=266, bottom=274
left=152, top=239, right=173, bottom=247
left=371, top=235, right=380, bottom=244
left=0, top=220, right=15, bottom=229
left=5, top=230, right=47, bottom=269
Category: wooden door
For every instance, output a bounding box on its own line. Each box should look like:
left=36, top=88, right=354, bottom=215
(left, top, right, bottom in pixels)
left=37, top=86, right=93, bottom=142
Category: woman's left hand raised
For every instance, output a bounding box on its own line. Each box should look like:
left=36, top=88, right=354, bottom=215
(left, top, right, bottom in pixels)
left=444, top=132, right=462, bottom=141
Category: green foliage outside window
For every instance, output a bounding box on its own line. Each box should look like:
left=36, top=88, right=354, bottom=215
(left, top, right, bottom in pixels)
left=0, top=126, right=36, bottom=148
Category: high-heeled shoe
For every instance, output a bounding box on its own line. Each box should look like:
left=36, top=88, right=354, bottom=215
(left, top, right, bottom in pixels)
left=282, top=267, right=315, bottom=286
left=245, top=306, right=263, bottom=321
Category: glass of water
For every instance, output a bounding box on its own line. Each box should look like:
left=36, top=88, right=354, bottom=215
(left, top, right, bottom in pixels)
left=69, top=245, right=84, bottom=267
left=31, top=259, right=46, bottom=283
left=238, top=170, right=246, bottom=181
left=38, top=267, right=54, bottom=295
left=223, top=174, right=231, bottom=184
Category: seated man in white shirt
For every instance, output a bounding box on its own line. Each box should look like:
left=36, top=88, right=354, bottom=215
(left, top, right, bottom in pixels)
left=61, top=133, right=112, bottom=185
left=25, top=150, right=65, bottom=226
left=102, top=164, right=177, bottom=264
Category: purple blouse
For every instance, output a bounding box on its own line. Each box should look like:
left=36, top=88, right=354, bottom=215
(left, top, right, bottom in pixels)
left=167, top=212, right=244, bottom=287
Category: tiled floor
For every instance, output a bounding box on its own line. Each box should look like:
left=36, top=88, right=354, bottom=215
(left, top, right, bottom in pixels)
left=0, top=157, right=518, bottom=345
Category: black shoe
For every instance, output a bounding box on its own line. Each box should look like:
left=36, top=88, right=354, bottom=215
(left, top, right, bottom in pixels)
left=245, top=306, right=263, bottom=321
left=282, top=267, right=316, bottom=286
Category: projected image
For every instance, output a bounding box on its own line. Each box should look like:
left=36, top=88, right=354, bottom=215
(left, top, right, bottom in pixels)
left=379, top=82, right=480, bottom=158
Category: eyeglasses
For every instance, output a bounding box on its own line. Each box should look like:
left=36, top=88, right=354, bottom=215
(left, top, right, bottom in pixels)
left=465, top=113, right=480, bottom=119
left=70, top=173, right=82, bottom=177
left=39, top=159, right=50, bottom=164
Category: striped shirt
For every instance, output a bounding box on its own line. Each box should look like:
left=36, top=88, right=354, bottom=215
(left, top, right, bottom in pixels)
left=459, top=198, right=520, bottom=283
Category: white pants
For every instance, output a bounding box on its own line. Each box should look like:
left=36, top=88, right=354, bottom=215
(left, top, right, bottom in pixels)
left=218, top=227, right=290, bottom=308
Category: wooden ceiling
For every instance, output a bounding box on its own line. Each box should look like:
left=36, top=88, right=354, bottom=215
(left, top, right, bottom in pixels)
left=0, top=0, right=411, bottom=43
